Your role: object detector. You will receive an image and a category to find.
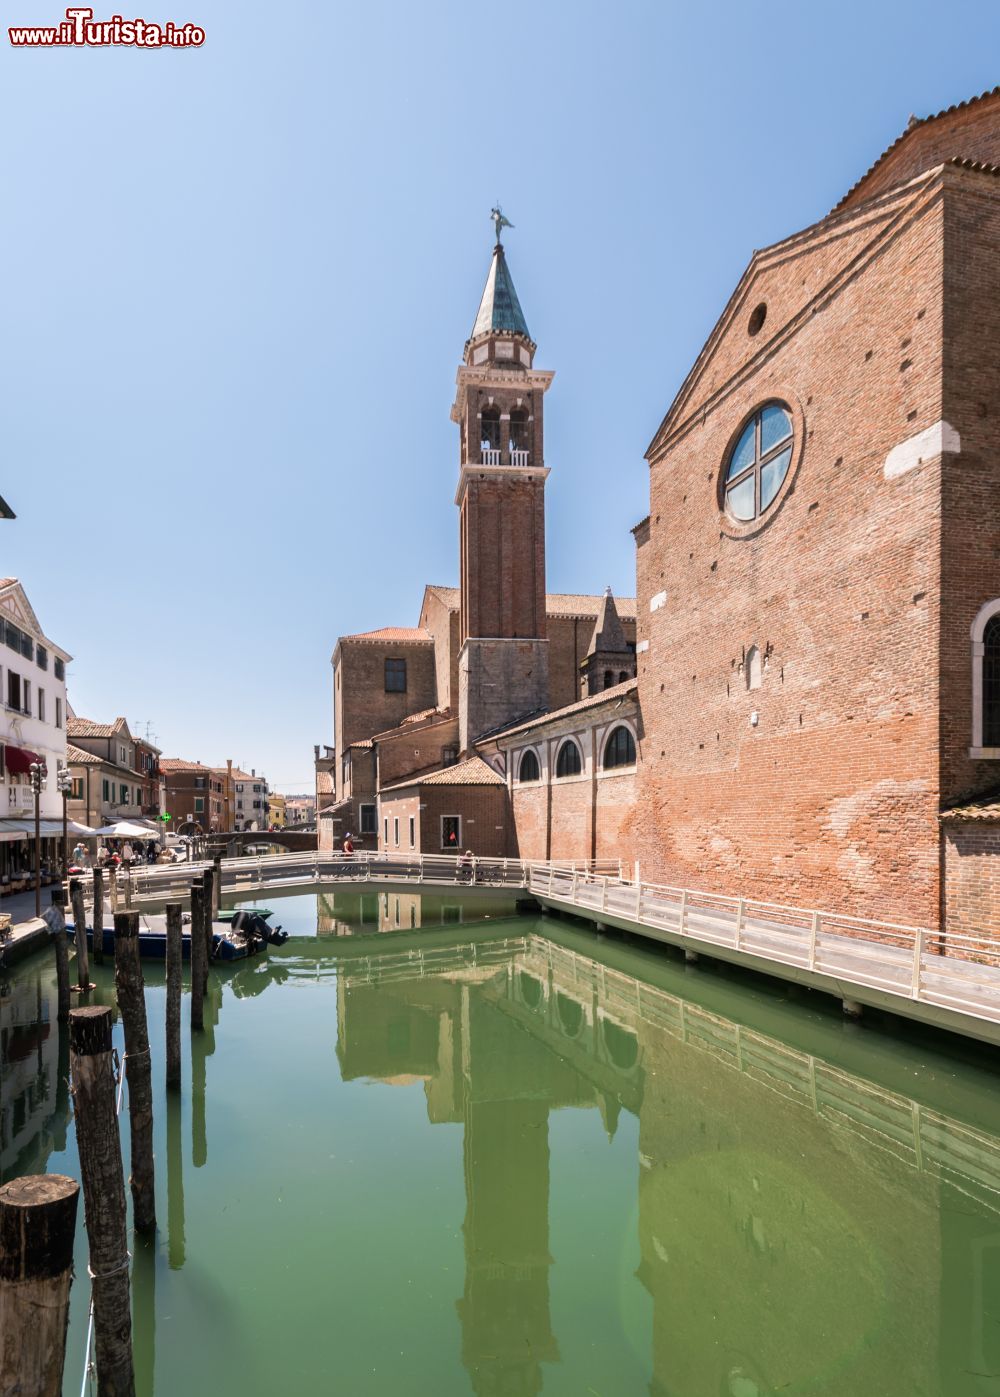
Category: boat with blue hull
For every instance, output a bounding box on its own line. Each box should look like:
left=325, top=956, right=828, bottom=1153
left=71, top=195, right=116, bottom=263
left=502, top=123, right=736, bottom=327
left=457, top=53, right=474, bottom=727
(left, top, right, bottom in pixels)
left=66, top=910, right=288, bottom=962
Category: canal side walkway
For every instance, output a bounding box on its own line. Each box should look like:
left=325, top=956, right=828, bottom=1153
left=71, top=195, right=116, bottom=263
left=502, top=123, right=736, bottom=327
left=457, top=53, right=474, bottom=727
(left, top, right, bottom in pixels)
left=528, top=867, right=1000, bottom=1048
left=6, top=850, right=1000, bottom=1048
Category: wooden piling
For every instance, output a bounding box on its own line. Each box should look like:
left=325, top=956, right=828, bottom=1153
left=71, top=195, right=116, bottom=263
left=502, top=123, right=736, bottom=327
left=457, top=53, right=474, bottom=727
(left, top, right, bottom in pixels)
left=165, top=903, right=182, bottom=1090
left=92, top=867, right=105, bottom=965
left=50, top=890, right=71, bottom=1022
left=0, top=1174, right=81, bottom=1397
left=189, top=884, right=205, bottom=1032
left=69, top=1005, right=135, bottom=1397
left=113, top=912, right=156, bottom=1234
left=69, top=878, right=91, bottom=993
left=202, top=867, right=214, bottom=966
left=109, top=865, right=118, bottom=912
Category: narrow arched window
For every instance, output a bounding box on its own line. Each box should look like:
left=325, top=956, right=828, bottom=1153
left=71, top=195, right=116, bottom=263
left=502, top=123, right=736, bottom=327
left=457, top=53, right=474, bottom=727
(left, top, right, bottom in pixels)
left=618, top=670, right=629, bottom=684
left=480, top=407, right=500, bottom=454
left=508, top=407, right=529, bottom=460
left=746, top=645, right=762, bottom=690
left=603, top=670, right=613, bottom=689
left=518, top=749, right=540, bottom=783
left=972, top=600, right=1000, bottom=752
left=604, top=726, right=636, bottom=769
left=985, top=615, right=1000, bottom=747
left=555, top=740, right=582, bottom=777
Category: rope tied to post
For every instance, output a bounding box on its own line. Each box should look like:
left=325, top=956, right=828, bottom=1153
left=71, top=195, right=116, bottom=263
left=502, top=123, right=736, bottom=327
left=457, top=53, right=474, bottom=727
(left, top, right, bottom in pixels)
left=86, top=1251, right=132, bottom=1282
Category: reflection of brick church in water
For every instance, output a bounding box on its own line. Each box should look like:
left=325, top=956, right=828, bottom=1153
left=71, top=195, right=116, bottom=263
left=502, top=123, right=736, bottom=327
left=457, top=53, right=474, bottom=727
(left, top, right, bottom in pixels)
left=335, top=937, right=1000, bottom=1395
left=319, top=91, right=1000, bottom=932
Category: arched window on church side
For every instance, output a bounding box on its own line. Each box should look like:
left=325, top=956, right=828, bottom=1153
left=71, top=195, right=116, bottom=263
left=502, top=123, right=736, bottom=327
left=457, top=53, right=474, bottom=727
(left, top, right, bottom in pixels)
left=518, top=749, right=540, bottom=783
left=603, top=670, right=613, bottom=689
left=604, top=726, right=636, bottom=770
left=984, top=614, right=1000, bottom=747
left=973, top=600, right=1000, bottom=752
left=746, top=645, right=762, bottom=690
left=555, top=740, right=583, bottom=778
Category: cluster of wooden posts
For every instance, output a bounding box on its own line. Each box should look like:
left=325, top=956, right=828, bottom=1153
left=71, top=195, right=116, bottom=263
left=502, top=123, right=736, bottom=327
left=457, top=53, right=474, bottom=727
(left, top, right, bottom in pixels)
left=0, top=858, right=223, bottom=1397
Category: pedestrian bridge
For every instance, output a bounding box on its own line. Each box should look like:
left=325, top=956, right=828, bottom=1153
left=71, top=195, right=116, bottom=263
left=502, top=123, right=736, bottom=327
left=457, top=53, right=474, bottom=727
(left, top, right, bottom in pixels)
left=111, top=850, right=1000, bottom=1048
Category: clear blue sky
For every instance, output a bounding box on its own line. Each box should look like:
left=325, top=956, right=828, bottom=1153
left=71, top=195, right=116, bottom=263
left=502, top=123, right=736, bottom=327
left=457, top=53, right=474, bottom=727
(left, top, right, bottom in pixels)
left=2, top=0, right=996, bottom=789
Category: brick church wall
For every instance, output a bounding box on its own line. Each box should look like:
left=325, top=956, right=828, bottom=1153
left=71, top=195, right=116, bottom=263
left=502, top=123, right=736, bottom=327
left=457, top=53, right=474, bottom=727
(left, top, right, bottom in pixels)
left=378, top=784, right=512, bottom=858
left=942, top=821, right=1000, bottom=938
left=939, top=175, right=1000, bottom=807
left=335, top=639, right=438, bottom=800
left=631, top=181, right=946, bottom=926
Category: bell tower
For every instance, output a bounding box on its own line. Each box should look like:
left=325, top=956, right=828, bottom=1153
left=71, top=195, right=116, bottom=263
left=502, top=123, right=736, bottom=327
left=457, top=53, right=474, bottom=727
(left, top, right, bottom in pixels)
left=452, top=212, right=555, bottom=750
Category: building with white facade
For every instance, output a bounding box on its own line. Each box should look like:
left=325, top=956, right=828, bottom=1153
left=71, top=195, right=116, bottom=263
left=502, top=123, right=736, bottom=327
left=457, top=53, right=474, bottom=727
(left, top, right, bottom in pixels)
left=229, top=768, right=269, bottom=831
left=0, top=578, right=71, bottom=888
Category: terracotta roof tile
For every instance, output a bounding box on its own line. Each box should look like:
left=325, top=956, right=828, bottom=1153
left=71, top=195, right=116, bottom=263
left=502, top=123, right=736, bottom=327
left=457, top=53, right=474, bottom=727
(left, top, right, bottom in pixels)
left=342, top=627, right=433, bottom=643
left=489, top=678, right=638, bottom=741
left=834, top=86, right=1000, bottom=212
left=382, top=754, right=505, bottom=792
left=66, top=742, right=103, bottom=765
left=68, top=716, right=129, bottom=739
left=371, top=707, right=453, bottom=740
left=941, top=789, right=1000, bottom=821
left=425, top=585, right=636, bottom=621
left=160, top=758, right=214, bottom=773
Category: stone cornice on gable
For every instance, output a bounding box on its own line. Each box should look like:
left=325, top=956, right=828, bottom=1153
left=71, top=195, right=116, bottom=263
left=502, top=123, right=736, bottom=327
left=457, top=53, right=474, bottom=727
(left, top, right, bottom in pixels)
left=645, top=168, right=947, bottom=463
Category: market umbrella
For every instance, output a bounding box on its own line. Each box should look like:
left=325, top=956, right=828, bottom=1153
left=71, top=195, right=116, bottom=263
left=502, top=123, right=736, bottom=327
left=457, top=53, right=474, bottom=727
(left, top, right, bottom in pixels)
left=92, top=820, right=163, bottom=839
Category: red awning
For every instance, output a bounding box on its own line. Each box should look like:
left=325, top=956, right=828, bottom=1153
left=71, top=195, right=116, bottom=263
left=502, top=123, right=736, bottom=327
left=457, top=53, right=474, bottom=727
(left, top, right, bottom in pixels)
left=4, top=745, right=45, bottom=775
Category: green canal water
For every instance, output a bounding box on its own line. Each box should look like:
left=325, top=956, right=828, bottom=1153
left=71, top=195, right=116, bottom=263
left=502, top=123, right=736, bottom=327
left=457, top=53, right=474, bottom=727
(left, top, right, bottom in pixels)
left=3, top=887, right=1000, bottom=1395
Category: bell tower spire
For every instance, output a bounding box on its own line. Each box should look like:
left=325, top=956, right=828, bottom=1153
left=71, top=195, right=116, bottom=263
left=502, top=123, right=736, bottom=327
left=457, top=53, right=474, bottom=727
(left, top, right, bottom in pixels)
left=451, top=214, right=555, bottom=750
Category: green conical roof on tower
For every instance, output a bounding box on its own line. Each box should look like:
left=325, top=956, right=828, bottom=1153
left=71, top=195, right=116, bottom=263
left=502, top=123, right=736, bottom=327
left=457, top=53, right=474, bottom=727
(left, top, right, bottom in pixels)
left=470, top=242, right=531, bottom=342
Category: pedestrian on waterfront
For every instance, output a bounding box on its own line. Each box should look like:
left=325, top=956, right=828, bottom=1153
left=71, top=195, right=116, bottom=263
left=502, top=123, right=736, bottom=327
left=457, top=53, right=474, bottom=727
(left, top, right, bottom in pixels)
left=122, top=841, right=134, bottom=868
left=71, top=840, right=89, bottom=869
left=342, top=833, right=354, bottom=855
left=460, top=849, right=474, bottom=883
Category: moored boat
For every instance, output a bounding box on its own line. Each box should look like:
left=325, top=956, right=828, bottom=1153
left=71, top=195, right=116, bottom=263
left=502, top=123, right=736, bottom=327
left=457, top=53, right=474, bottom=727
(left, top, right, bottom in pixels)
left=66, top=908, right=288, bottom=961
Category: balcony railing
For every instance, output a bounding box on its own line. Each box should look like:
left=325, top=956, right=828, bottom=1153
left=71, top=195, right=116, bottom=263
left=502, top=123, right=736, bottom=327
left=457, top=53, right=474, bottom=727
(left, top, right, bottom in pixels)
left=478, top=446, right=530, bottom=467
left=7, top=787, right=31, bottom=814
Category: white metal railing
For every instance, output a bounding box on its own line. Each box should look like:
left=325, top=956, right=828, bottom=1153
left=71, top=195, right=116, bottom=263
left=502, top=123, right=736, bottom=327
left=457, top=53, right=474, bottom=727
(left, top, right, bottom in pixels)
left=70, top=851, right=624, bottom=907
left=528, top=866, right=1000, bottom=1028
left=510, top=449, right=530, bottom=467
left=480, top=448, right=501, bottom=466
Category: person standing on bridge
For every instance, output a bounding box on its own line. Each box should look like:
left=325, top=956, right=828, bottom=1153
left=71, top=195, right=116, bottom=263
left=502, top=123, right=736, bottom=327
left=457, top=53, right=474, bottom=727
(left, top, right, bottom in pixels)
left=342, top=833, right=354, bottom=856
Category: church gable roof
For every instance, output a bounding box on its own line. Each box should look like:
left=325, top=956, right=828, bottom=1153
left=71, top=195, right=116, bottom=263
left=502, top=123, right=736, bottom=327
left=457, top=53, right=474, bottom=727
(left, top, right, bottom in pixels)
left=836, top=87, right=1000, bottom=213
left=645, top=178, right=938, bottom=462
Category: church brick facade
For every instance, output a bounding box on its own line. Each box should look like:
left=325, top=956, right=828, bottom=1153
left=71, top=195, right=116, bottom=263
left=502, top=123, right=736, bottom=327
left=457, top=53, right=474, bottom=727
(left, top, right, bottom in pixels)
left=321, top=103, right=1000, bottom=934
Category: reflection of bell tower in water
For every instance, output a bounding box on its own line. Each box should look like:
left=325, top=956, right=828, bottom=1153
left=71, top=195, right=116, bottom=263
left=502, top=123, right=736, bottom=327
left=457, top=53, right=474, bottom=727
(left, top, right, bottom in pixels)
left=452, top=211, right=555, bottom=751
left=457, top=1094, right=558, bottom=1396
left=336, top=968, right=576, bottom=1393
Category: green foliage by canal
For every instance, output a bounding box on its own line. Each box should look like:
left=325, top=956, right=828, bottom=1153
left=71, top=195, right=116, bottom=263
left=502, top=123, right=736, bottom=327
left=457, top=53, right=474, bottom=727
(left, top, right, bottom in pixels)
left=3, top=888, right=1000, bottom=1395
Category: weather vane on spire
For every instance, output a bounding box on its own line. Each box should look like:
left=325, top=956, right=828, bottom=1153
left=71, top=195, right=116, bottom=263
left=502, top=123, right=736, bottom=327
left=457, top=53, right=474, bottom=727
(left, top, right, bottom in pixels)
left=491, top=205, right=514, bottom=245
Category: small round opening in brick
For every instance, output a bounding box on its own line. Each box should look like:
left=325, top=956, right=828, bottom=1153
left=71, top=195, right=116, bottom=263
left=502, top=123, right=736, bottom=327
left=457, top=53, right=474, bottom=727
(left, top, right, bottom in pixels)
left=748, top=302, right=767, bottom=336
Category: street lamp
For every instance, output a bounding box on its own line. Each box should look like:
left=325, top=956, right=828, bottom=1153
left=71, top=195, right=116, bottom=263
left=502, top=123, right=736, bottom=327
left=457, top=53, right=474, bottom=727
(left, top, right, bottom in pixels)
left=56, top=766, right=72, bottom=880
left=28, top=760, right=47, bottom=919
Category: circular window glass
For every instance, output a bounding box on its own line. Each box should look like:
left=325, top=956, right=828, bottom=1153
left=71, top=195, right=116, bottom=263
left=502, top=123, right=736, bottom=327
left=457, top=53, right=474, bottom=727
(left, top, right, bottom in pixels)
left=724, top=403, right=793, bottom=522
